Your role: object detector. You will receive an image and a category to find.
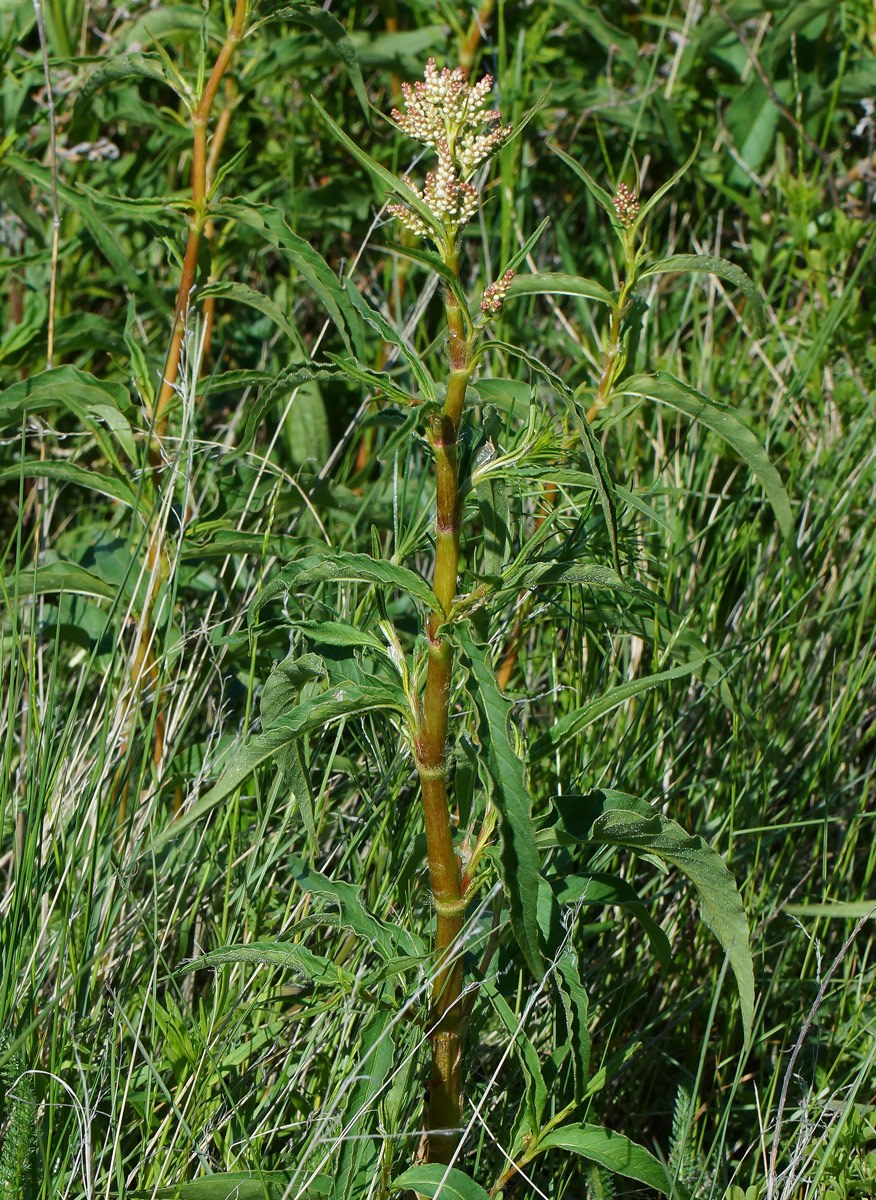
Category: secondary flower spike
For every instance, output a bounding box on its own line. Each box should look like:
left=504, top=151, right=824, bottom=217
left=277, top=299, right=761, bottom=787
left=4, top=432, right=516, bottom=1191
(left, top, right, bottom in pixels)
left=388, top=58, right=512, bottom=243
left=612, top=182, right=640, bottom=227
left=481, top=269, right=514, bottom=315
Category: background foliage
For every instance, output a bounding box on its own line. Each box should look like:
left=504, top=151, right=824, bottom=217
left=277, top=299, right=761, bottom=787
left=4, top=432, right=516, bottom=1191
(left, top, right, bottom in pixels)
left=1, top=0, right=876, bottom=1197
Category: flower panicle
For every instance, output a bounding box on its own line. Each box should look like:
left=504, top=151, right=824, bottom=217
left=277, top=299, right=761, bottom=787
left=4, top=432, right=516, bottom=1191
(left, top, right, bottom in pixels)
left=389, top=58, right=511, bottom=239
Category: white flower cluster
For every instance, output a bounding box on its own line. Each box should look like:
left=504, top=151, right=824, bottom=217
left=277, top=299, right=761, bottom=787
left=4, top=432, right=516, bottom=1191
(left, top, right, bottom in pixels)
left=612, top=183, right=640, bottom=228
left=480, top=268, right=514, bottom=315
left=388, top=58, right=511, bottom=239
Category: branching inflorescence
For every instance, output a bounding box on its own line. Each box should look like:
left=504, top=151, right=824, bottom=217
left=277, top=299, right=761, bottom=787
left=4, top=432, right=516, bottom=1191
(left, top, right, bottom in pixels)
left=389, top=58, right=512, bottom=258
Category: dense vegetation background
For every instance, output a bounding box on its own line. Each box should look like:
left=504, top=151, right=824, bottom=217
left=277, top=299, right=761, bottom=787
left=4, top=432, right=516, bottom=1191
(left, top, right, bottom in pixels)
left=1, top=0, right=876, bottom=1197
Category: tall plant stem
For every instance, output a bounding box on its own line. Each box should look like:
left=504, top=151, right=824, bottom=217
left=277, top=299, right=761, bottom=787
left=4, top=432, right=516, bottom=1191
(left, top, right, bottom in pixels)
left=416, top=247, right=471, bottom=1163
left=153, top=0, right=247, bottom=436
left=115, top=2, right=246, bottom=826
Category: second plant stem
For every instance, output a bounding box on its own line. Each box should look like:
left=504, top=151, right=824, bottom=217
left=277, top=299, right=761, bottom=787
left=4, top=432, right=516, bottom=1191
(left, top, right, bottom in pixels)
left=416, top=247, right=472, bottom=1164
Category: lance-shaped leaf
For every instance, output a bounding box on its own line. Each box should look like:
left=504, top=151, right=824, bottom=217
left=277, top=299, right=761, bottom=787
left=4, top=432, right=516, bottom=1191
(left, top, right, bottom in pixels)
left=507, top=272, right=613, bottom=308
left=250, top=552, right=440, bottom=626
left=478, top=340, right=619, bottom=571
left=529, top=659, right=708, bottom=763
left=458, top=627, right=544, bottom=978
left=273, top=4, right=369, bottom=120
left=639, top=253, right=765, bottom=335
left=591, top=809, right=754, bottom=1046
left=177, top=941, right=356, bottom=991
left=0, top=461, right=140, bottom=510
left=150, top=679, right=409, bottom=851
left=342, top=284, right=436, bottom=398
left=533, top=1124, right=677, bottom=1194
left=125, top=1173, right=326, bottom=1199
left=217, top=199, right=367, bottom=358
left=391, top=1166, right=492, bottom=1200
left=8, top=561, right=120, bottom=603
left=312, top=96, right=443, bottom=241
left=615, top=371, right=796, bottom=554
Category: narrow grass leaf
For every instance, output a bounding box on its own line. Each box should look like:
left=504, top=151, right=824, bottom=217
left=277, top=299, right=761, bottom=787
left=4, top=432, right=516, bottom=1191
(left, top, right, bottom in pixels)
left=459, top=627, right=544, bottom=978
left=591, top=809, right=754, bottom=1046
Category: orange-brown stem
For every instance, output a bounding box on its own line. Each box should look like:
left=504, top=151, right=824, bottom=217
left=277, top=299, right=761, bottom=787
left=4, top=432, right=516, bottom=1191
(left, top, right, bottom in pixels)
left=416, top=262, right=472, bottom=1163
left=154, top=0, right=247, bottom=434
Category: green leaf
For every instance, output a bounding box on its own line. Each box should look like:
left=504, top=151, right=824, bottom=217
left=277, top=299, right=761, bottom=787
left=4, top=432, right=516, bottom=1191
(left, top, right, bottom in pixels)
left=534, top=1124, right=674, bottom=1194
left=479, top=341, right=619, bottom=571
left=217, top=200, right=367, bottom=357
left=230, top=362, right=344, bottom=459
left=126, top=1172, right=321, bottom=1199
left=335, top=1009, right=395, bottom=1197
left=198, top=280, right=306, bottom=353
left=615, top=372, right=796, bottom=553
left=273, top=5, right=369, bottom=120
left=390, top=1165, right=492, bottom=1200
left=529, top=660, right=706, bottom=763
left=507, top=272, right=613, bottom=308
left=342, top=284, right=436, bottom=398
left=0, top=461, right=140, bottom=510
left=9, top=561, right=119, bottom=603
left=250, top=552, right=440, bottom=625
left=287, top=856, right=422, bottom=958
left=483, top=978, right=547, bottom=1131
left=639, top=254, right=765, bottom=336
left=476, top=471, right=508, bottom=577
left=553, top=873, right=673, bottom=972
left=177, top=941, right=356, bottom=990
left=783, top=902, right=876, bottom=919
left=312, top=96, right=442, bottom=239
left=458, top=628, right=544, bottom=979
left=591, top=809, right=754, bottom=1046
left=548, top=143, right=615, bottom=214
left=633, top=136, right=701, bottom=231
left=380, top=239, right=470, bottom=323
left=554, top=947, right=591, bottom=1100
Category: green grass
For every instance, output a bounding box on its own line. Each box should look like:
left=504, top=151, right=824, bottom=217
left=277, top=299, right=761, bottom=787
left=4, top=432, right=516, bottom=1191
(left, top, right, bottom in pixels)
left=2, top=1, right=876, bottom=1197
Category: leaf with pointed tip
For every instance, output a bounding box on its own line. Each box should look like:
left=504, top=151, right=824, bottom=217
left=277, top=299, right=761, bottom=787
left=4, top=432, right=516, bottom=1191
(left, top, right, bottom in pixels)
left=198, top=280, right=306, bottom=352
left=10, top=561, right=119, bottom=603
left=250, top=552, right=440, bottom=626
left=639, top=253, right=765, bottom=335
left=272, top=5, right=368, bottom=120
left=177, top=941, right=355, bottom=990
left=390, top=1166, right=491, bottom=1200
left=507, top=272, right=613, bottom=307
left=459, top=627, right=544, bottom=979
left=125, top=1172, right=327, bottom=1199
left=529, top=659, right=707, bottom=763
left=548, top=143, right=615, bottom=213
left=591, top=809, right=754, bottom=1047
left=312, top=96, right=442, bottom=240
left=615, top=372, right=796, bottom=553
left=0, top=461, right=140, bottom=510
left=342, top=285, right=435, bottom=398
left=534, top=1124, right=676, bottom=1194
left=217, top=199, right=367, bottom=357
